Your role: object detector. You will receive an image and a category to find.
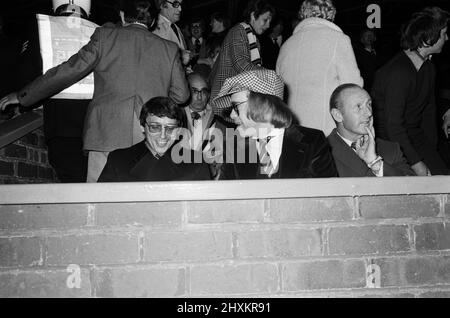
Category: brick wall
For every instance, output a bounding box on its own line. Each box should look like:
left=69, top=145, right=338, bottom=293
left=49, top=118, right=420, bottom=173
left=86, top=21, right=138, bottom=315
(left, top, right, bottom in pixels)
left=0, top=128, right=58, bottom=184
left=0, top=186, right=449, bottom=297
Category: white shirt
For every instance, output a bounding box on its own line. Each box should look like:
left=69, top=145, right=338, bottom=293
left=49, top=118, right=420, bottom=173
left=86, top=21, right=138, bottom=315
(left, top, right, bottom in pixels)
left=191, top=37, right=203, bottom=45
left=336, top=131, right=384, bottom=177
left=254, top=128, right=285, bottom=176
left=153, top=14, right=186, bottom=50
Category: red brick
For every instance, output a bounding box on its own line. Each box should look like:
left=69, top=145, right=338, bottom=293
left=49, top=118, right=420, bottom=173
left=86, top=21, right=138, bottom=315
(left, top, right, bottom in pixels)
left=95, top=202, right=183, bottom=228
left=46, top=233, right=139, bottom=266
left=374, top=256, right=450, bottom=287
left=4, top=144, right=27, bottom=159
left=0, top=204, right=89, bottom=230
left=269, top=198, right=353, bottom=223
left=404, top=256, right=450, bottom=286
left=188, top=200, right=264, bottom=224
left=40, top=152, right=48, bottom=165
left=368, top=258, right=402, bottom=287
left=38, top=166, right=55, bottom=180
left=328, top=225, right=410, bottom=256
left=93, top=266, right=185, bottom=297
left=17, top=162, right=38, bottom=178
left=0, top=237, right=42, bottom=268
left=236, top=229, right=322, bottom=259
left=0, top=268, right=91, bottom=297
left=145, top=231, right=232, bottom=262
left=282, top=259, right=365, bottom=291
left=360, top=195, right=440, bottom=219
left=0, top=160, right=14, bottom=176
left=415, top=223, right=450, bottom=252
left=190, top=263, right=278, bottom=296
left=19, top=133, right=39, bottom=146
left=446, top=195, right=450, bottom=217
left=419, top=290, right=450, bottom=298
left=356, top=292, right=415, bottom=298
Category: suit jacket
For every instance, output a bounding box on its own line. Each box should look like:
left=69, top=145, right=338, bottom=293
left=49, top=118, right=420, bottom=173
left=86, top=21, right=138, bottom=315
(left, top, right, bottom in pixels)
left=327, top=129, right=415, bottom=177
left=186, top=37, right=208, bottom=59
left=98, top=141, right=211, bottom=182
left=17, top=23, right=189, bottom=152
left=220, top=125, right=337, bottom=179
left=153, top=14, right=187, bottom=50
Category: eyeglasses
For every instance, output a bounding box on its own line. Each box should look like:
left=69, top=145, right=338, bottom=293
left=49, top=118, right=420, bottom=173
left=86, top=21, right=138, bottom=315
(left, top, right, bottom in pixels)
left=191, top=88, right=209, bottom=97
left=166, top=0, right=182, bottom=8
left=231, top=100, right=247, bottom=116
left=145, top=122, right=179, bottom=135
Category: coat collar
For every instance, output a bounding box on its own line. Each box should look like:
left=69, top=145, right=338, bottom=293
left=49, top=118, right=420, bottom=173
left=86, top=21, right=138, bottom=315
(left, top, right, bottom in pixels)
left=294, top=17, right=343, bottom=34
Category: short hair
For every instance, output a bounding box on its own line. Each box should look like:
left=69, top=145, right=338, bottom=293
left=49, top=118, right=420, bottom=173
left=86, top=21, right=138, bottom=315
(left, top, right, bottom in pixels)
left=299, top=0, right=336, bottom=22
left=400, top=6, right=450, bottom=50
left=187, top=72, right=210, bottom=90
left=247, top=92, right=292, bottom=129
left=211, top=12, right=230, bottom=29
left=243, top=0, right=275, bottom=23
left=329, top=83, right=362, bottom=112
left=121, top=0, right=158, bottom=25
left=140, top=97, right=187, bottom=128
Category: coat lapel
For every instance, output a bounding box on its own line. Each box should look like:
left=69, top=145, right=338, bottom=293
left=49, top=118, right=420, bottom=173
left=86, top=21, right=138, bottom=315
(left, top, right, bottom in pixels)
left=328, top=129, right=372, bottom=176
left=278, top=126, right=307, bottom=178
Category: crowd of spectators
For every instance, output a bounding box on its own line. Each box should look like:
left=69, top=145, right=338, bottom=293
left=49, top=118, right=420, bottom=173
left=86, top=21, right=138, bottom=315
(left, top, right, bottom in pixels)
left=1, top=0, right=450, bottom=183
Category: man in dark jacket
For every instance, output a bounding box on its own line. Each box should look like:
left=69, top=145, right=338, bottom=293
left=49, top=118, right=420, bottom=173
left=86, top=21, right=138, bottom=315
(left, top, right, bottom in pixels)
left=328, top=84, right=415, bottom=177
left=98, top=97, right=211, bottom=182
left=214, top=69, right=337, bottom=180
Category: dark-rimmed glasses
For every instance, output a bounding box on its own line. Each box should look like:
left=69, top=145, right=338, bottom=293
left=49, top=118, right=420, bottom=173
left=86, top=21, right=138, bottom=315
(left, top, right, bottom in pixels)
left=166, top=0, right=182, bottom=8
left=231, top=100, right=247, bottom=116
left=145, top=122, right=179, bottom=135
left=191, top=88, right=209, bottom=97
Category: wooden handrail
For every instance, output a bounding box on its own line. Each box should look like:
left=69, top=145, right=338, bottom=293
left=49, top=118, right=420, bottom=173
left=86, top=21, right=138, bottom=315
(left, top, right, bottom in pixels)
left=0, top=110, right=44, bottom=149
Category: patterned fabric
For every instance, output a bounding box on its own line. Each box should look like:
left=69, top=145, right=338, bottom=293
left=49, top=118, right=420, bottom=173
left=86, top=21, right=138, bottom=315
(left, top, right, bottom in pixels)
left=209, top=23, right=263, bottom=117
left=240, top=22, right=262, bottom=66
left=258, top=136, right=277, bottom=177
left=212, top=69, right=285, bottom=113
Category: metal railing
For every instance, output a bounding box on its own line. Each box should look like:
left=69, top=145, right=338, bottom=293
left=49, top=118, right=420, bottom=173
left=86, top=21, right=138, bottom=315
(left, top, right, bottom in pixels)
left=0, top=110, right=43, bottom=149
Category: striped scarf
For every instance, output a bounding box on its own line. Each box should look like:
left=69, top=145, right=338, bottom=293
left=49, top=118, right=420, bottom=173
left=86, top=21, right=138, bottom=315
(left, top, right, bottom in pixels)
left=240, top=22, right=262, bottom=66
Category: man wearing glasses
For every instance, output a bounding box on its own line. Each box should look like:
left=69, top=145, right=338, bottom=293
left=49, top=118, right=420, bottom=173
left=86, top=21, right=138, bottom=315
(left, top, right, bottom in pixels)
left=98, top=97, right=211, bottom=182
left=153, top=0, right=192, bottom=66
left=213, top=69, right=337, bottom=179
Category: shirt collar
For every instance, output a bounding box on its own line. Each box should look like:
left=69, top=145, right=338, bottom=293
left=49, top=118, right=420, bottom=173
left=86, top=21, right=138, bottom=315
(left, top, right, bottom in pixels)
left=159, top=14, right=172, bottom=25
left=252, top=128, right=284, bottom=141
left=336, top=131, right=356, bottom=148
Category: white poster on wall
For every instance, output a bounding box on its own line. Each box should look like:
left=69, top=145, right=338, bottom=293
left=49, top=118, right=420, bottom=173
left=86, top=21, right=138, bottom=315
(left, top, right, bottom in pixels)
left=37, top=14, right=99, bottom=99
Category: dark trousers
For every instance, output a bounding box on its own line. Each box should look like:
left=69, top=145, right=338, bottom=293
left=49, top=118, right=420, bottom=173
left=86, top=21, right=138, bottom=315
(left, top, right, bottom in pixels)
left=47, top=137, right=88, bottom=183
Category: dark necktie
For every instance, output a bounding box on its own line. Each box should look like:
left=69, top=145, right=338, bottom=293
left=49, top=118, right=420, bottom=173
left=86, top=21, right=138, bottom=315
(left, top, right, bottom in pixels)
left=195, top=38, right=201, bottom=54
left=191, top=111, right=201, bottom=126
left=170, top=23, right=181, bottom=42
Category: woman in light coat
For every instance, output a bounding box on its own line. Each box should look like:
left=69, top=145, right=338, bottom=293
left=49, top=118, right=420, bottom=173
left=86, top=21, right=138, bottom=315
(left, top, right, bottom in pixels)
left=276, top=0, right=363, bottom=136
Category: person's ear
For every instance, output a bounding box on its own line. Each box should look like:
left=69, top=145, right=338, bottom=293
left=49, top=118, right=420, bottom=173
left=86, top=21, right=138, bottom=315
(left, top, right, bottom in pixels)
left=331, top=108, right=343, bottom=123
left=140, top=124, right=145, bottom=133
left=250, top=12, right=256, bottom=23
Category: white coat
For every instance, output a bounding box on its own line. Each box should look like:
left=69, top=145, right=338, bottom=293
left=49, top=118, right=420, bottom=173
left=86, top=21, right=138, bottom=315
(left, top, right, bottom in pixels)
left=276, top=17, right=363, bottom=136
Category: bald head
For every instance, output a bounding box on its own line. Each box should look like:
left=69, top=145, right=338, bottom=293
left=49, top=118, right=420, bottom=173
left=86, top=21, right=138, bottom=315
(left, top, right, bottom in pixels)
left=188, top=72, right=210, bottom=112
left=330, top=84, right=373, bottom=141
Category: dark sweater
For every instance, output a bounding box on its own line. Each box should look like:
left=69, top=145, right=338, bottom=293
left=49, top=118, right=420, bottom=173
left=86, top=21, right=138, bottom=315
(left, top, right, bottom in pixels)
left=371, top=51, right=437, bottom=165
